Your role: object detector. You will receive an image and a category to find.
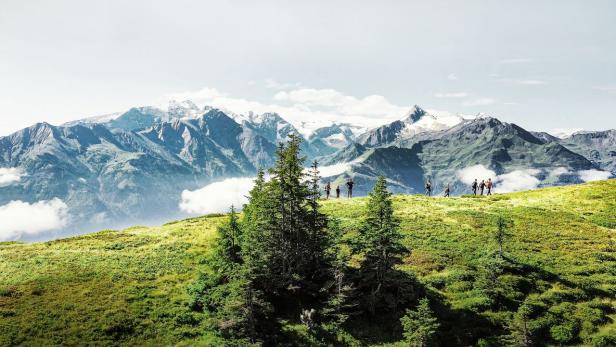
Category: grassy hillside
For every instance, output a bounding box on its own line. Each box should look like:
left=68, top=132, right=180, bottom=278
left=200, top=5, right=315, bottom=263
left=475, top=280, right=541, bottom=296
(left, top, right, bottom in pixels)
left=1, top=180, right=615, bottom=346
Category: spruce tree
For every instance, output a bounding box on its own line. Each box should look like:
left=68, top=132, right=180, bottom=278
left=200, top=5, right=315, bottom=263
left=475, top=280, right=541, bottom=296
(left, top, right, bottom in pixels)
left=306, top=160, right=329, bottom=277
left=215, top=205, right=242, bottom=266
left=494, top=215, right=512, bottom=258
left=241, top=169, right=270, bottom=278
left=508, top=300, right=534, bottom=347
left=355, top=176, right=409, bottom=314
left=242, top=135, right=330, bottom=299
left=401, top=297, right=440, bottom=347
left=322, top=217, right=354, bottom=325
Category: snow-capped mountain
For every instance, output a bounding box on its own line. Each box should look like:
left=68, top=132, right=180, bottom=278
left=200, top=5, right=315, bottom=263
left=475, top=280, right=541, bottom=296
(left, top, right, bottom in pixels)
left=2, top=101, right=613, bottom=240
left=357, top=105, right=471, bottom=147
left=549, top=128, right=585, bottom=139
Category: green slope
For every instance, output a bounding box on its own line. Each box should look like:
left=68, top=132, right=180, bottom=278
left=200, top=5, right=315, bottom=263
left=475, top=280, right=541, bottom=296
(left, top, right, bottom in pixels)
left=1, top=180, right=615, bottom=346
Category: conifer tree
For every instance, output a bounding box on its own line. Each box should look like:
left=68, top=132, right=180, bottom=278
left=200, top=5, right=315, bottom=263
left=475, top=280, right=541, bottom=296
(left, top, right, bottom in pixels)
left=215, top=205, right=242, bottom=266
left=322, top=217, right=354, bottom=325
left=507, top=302, right=533, bottom=347
left=241, top=169, right=270, bottom=278
left=494, top=215, right=512, bottom=258
left=355, top=176, right=409, bottom=314
left=242, top=135, right=330, bottom=298
left=306, top=160, right=329, bottom=276
left=401, top=297, right=440, bottom=347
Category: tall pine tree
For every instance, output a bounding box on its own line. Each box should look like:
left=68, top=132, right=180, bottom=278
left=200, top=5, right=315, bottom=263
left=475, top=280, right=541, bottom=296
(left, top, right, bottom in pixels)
left=242, top=135, right=330, bottom=301
left=215, top=205, right=242, bottom=267
left=401, top=297, right=440, bottom=347
left=355, top=176, right=409, bottom=314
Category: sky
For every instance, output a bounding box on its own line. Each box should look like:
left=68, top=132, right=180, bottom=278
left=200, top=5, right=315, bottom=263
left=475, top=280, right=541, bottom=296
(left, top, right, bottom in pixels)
left=1, top=0, right=615, bottom=136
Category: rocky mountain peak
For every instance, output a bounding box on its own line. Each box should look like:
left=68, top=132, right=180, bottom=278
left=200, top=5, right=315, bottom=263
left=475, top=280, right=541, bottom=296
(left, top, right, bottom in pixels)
left=403, top=105, right=427, bottom=123
left=168, top=99, right=201, bottom=118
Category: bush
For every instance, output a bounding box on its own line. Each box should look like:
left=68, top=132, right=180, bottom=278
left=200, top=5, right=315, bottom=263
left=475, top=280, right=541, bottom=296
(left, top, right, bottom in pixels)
left=591, top=332, right=616, bottom=347
left=550, top=322, right=578, bottom=344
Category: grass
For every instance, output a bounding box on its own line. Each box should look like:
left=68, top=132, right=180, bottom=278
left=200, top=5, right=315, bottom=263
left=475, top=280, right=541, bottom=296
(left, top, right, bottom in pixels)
left=1, top=180, right=615, bottom=346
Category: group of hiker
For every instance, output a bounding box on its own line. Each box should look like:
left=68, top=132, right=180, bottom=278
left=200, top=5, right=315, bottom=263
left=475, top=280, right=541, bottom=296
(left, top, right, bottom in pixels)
left=471, top=178, right=493, bottom=196
left=323, top=177, right=494, bottom=199
left=324, top=179, right=354, bottom=199
left=424, top=178, right=494, bottom=197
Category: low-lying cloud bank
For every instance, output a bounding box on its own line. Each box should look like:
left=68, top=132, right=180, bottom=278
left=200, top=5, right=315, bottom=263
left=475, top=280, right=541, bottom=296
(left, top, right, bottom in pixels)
left=0, top=167, right=24, bottom=187
left=179, top=177, right=255, bottom=214
left=0, top=198, right=69, bottom=241
left=456, top=165, right=612, bottom=193
left=456, top=165, right=497, bottom=185
left=456, top=165, right=541, bottom=193
left=317, top=162, right=354, bottom=177
left=578, top=169, right=612, bottom=182
left=496, top=169, right=541, bottom=193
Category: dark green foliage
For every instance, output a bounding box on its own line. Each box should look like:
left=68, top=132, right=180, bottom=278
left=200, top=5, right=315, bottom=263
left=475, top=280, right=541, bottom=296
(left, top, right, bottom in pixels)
left=190, top=135, right=334, bottom=344
left=321, top=218, right=355, bottom=326
left=494, top=214, right=512, bottom=258
left=508, top=300, right=535, bottom=347
left=401, top=297, right=440, bottom=347
left=353, top=176, right=411, bottom=314
left=243, top=135, right=332, bottom=297
left=214, top=206, right=242, bottom=267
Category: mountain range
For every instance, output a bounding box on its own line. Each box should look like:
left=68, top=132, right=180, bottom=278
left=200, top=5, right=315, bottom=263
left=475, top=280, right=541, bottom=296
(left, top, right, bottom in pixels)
left=1, top=101, right=614, bottom=238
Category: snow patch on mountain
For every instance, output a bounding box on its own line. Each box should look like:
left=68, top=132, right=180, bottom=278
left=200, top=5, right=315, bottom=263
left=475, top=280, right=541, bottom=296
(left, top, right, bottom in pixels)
left=549, top=128, right=584, bottom=139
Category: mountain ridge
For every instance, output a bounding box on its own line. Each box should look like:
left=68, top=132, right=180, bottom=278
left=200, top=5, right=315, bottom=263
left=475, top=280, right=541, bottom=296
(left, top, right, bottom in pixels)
left=1, top=102, right=614, bottom=239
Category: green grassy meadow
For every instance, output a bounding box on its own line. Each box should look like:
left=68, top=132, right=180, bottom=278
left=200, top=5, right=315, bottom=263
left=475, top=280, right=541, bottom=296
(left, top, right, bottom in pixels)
left=1, top=180, right=615, bottom=346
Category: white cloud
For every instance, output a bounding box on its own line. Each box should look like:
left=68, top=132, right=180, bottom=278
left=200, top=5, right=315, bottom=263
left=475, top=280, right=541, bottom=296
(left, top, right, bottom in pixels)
left=500, top=58, right=533, bottom=64
left=0, top=198, right=69, bottom=241
left=578, top=169, right=611, bottom=182
left=165, top=86, right=410, bottom=134
left=495, top=77, right=548, bottom=85
left=462, top=98, right=496, bottom=106
left=548, top=167, right=570, bottom=179
left=496, top=169, right=541, bottom=193
left=456, top=165, right=542, bottom=193
left=516, top=79, right=548, bottom=85
left=593, top=85, right=616, bottom=94
left=166, top=87, right=227, bottom=105
left=0, top=167, right=24, bottom=186
left=456, top=165, right=497, bottom=185
left=434, top=92, right=468, bottom=98
left=179, top=177, right=255, bottom=214
left=264, top=79, right=301, bottom=90
left=318, top=162, right=353, bottom=177
left=273, top=88, right=407, bottom=119
left=447, top=73, right=458, bottom=80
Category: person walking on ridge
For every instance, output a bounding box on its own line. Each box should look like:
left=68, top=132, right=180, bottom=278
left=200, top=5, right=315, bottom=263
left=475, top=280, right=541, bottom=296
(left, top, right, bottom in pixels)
left=444, top=183, right=450, bottom=197
left=425, top=179, right=432, bottom=196
left=346, top=179, right=354, bottom=198
left=479, top=179, right=486, bottom=195
left=486, top=178, right=493, bottom=195
left=472, top=179, right=478, bottom=195
left=324, top=182, right=331, bottom=199
left=336, top=185, right=340, bottom=198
